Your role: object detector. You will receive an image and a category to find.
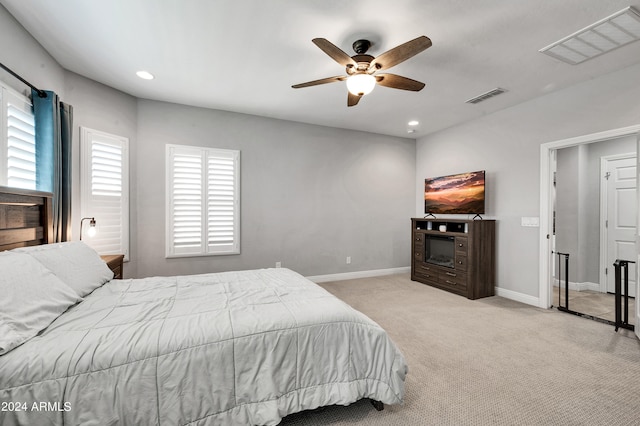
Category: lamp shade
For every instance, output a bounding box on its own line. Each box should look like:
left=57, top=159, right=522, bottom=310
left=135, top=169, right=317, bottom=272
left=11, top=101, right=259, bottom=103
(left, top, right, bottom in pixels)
left=346, top=74, right=376, bottom=96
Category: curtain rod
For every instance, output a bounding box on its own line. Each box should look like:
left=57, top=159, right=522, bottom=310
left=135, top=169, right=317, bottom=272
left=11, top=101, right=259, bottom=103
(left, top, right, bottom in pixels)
left=0, top=62, right=47, bottom=98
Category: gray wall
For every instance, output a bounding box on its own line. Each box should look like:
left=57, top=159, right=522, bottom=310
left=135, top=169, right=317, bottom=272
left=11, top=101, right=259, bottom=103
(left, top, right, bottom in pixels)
left=135, top=100, right=415, bottom=278
left=0, top=5, right=64, bottom=96
left=2, top=3, right=416, bottom=279
left=63, top=72, right=138, bottom=275
left=6, top=1, right=640, bottom=294
left=1, top=4, right=140, bottom=276
left=555, top=145, right=583, bottom=282
left=416, top=62, right=640, bottom=299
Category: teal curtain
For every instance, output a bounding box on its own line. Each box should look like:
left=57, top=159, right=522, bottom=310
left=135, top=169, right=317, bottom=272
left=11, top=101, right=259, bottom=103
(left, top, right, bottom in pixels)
left=32, top=89, right=73, bottom=242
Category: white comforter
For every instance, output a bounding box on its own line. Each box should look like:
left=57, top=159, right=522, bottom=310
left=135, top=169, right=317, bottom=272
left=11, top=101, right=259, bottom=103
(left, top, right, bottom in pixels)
left=0, top=268, right=407, bottom=425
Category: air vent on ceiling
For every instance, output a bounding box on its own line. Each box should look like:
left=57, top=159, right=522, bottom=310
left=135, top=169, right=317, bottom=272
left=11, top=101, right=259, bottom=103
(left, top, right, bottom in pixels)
left=539, top=6, right=640, bottom=65
left=465, top=88, right=507, bottom=104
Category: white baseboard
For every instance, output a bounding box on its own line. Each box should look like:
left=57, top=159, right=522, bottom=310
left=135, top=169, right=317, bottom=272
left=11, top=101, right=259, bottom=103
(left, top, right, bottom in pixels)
left=495, top=286, right=541, bottom=308
left=306, top=267, right=411, bottom=283
left=552, top=280, right=601, bottom=292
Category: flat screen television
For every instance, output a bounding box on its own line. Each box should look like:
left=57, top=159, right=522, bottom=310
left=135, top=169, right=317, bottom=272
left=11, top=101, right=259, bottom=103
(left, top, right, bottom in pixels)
left=424, top=170, right=485, bottom=215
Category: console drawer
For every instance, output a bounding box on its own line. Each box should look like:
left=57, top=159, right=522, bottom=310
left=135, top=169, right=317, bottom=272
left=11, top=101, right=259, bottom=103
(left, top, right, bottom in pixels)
left=414, top=272, right=439, bottom=287
left=455, top=237, right=468, bottom=254
left=454, top=254, right=467, bottom=271
left=439, top=270, right=467, bottom=288
left=439, top=280, right=467, bottom=293
left=415, top=263, right=437, bottom=280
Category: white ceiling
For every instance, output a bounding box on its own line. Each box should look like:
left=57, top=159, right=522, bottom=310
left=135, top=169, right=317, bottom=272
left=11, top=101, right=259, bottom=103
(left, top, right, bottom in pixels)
left=2, top=0, right=640, bottom=138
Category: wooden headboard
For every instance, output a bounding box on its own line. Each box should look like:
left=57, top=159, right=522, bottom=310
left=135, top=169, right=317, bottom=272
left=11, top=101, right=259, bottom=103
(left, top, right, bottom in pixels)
left=0, top=186, right=53, bottom=252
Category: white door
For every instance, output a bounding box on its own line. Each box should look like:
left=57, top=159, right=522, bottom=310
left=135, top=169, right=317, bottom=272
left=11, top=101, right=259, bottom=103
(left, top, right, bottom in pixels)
left=605, top=156, right=636, bottom=297
left=636, top=146, right=640, bottom=340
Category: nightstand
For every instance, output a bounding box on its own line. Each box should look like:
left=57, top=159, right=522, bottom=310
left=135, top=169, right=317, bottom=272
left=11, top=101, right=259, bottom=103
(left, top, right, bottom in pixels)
left=101, top=254, right=124, bottom=279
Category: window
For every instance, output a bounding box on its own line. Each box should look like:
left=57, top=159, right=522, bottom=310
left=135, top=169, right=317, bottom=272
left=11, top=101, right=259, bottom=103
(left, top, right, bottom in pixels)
left=80, top=127, right=129, bottom=259
left=166, top=144, right=240, bottom=257
left=0, top=82, right=36, bottom=189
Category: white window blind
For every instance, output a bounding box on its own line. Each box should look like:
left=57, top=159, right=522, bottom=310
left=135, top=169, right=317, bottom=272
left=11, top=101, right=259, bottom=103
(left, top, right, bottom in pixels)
left=80, top=127, right=129, bottom=259
left=166, top=144, right=240, bottom=257
left=0, top=83, right=36, bottom=190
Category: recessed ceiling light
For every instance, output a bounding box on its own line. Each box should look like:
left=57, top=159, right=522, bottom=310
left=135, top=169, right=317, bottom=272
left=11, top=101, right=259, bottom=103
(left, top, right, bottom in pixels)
left=408, top=120, right=420, bottom=126
left=136, top=70, right=154, bottom=80
left=539, top=6, right=640, bottom=65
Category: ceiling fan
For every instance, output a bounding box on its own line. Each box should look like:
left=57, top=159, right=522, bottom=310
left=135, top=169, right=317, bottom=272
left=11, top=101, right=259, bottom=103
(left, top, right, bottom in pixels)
left=292, top=35, right=432, bottom=107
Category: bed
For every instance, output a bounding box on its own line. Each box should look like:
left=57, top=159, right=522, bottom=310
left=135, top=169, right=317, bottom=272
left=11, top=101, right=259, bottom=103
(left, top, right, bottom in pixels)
left=0, top=186, right=407, bottom=425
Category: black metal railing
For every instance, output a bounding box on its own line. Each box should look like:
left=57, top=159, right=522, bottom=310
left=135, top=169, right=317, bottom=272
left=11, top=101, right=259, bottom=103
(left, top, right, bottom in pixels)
left=554, top=251, right=613, bottom=326
left=613, top=259, right=635, bottom=332
left=554, top=251, right=570, bottom=312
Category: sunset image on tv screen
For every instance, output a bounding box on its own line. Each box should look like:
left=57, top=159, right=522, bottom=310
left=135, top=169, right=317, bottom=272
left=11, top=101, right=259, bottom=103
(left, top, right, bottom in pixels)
left=424, top=170, right=485, bottom=214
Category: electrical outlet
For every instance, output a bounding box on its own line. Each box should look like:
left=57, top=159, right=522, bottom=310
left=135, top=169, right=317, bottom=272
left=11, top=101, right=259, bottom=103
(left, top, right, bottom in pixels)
left=275, top=261, right=281, bottom=268
left=346, top=256, right=351, bottom=264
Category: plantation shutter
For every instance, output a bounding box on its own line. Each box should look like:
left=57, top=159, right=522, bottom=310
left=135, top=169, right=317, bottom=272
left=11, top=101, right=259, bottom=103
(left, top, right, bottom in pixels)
left=1, top=87, right=36, bottom=189
left=80, top=127, right=129, bottom=258
left=166, top=144, right=239, bottom=257
left=168, top=146, right=204, bottom=255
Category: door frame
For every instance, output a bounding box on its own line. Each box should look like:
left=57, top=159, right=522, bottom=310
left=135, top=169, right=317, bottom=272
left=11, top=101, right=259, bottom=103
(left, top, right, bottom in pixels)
left=539, top=124, right=640, bottom=310
left=599, top=153, right=637, bottom=295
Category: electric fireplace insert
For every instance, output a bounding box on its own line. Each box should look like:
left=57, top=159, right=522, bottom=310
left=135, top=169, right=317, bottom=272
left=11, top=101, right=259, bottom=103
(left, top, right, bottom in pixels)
left=425, top=234, right=455, bottom=268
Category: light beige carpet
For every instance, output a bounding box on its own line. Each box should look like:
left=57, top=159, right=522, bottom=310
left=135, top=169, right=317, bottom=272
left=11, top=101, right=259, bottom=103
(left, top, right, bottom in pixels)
left=281, top=274, right=640, bottom=426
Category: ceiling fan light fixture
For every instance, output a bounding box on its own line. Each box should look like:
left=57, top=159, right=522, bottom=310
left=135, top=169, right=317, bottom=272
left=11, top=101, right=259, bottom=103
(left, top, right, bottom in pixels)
left=293, top=36, right=431, bottom=106
left=346, top=74, right=376, bottom=96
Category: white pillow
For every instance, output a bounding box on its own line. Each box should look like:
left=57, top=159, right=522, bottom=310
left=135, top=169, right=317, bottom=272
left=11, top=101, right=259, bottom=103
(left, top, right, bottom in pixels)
left=14, top=242, right=114, bottom=297
left=0, top=252, right=80, bottom=355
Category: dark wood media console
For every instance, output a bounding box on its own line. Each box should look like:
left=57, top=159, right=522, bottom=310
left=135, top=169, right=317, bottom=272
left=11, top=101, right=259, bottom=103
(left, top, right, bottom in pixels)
left=411, top=218, right=495, bottom=299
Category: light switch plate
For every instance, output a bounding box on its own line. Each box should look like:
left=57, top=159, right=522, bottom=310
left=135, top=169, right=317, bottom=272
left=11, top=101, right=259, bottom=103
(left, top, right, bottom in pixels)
left=521, top=217, right=540, bottom=227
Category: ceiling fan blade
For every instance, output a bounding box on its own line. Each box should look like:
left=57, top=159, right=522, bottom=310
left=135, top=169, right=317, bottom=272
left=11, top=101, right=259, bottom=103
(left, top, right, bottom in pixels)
left=347, top=92, right=362, bottom=107
left=312, top=38, right=357, bottom=67
left=292, top=75, right=346, bottom=89
left=369, top=36, right=432, bottom=71
left=375, top=73, right=425, bottom=91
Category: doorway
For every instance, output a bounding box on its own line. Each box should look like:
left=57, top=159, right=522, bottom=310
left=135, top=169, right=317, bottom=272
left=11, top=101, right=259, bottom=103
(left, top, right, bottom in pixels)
left=539, top=125, right=640, bottom=339
left=553, top=143, right=636, bottom=323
